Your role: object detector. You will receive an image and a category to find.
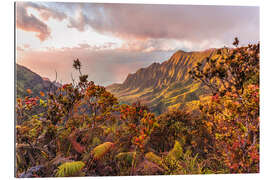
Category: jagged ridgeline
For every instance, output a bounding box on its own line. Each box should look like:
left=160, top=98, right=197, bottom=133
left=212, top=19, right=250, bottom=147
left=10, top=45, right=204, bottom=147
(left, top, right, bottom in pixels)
left=16, top=64, right=59, bottom=98
left=107, top=49, right=218, bottom=114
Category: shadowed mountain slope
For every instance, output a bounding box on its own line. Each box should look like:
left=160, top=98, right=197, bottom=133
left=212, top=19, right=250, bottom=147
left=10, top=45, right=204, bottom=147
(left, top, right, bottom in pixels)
left=16, top=64, right=58, bottom=98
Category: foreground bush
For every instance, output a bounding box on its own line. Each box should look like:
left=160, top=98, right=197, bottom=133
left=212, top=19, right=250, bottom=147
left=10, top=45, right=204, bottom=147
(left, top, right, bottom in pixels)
left=16, top=38, right=259, bottom=177
left=190, top=38, right=259, bottom=173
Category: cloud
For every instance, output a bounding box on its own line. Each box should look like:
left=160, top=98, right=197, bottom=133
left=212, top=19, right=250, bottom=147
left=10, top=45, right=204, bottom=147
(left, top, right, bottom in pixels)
left=16, top=2, right=259, bottom=50
left=63, top=42, right=118, bottom=51
left=16, top=46, right=24, bottom=52
left=16, top=3, right=51, bottom=41
left=67, top=10, right=89, bottom=32
left=67, top=4, right=259, bottom=47
left=24, top=2, right=67, bottom=21
left=23, top=44, right=30, bottom=49
left=16, top=2, right=67, bottom=41
left=16, top=44, right=31, bottom=52
left=120, top=39, right=182, bottom=52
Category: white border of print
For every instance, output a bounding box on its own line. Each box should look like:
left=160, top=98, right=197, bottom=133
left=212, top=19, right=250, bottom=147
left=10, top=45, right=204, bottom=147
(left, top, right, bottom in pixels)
left=0, top=0, right=268, bottom=180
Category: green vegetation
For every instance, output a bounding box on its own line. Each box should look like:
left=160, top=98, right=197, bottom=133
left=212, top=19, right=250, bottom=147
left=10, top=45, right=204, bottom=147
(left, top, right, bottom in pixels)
left=16, top=38, right=259, bottom=177
left=56, top=161, right=85, bottom=177
left=16, top=64, right=57, bottom=98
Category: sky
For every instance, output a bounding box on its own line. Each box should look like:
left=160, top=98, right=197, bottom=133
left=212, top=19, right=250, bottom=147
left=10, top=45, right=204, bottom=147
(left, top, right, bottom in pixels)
left=16, top=2, right=259, bottom=86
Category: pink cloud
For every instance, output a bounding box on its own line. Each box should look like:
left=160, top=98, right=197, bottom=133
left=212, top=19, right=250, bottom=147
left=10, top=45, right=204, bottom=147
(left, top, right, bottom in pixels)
left=16, top=3, right=51, bottom=41
left=25, top=2, right=67, bottom=21
left=16, top=2, right=67, bottom=41
left=67, top=4, right=259, bottom=46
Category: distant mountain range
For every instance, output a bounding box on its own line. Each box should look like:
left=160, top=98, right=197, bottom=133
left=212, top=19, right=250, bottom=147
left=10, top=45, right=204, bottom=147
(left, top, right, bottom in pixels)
left=16, top=64, right=60, bottom=98
left=16, top=48, right=216, bottom=113
left=107, top=49, right=216, bottom=114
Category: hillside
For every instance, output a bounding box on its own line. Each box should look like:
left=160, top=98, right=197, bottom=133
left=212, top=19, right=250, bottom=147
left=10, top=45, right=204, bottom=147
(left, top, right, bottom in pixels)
left=16, top=64, right=58, bottom=98
left=107, top=49, right=216, bottom=113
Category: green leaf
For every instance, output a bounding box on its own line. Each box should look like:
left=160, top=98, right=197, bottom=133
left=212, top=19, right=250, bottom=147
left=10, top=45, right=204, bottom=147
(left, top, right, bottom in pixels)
left=91, top=142, right=114, bottom=160
left=145, top=152, right=168, bottom=170
left=167, top=140, right=183, bottom=160
left=56, top=161, right=85, bottom=177
left=145, top=152, right=162, bottom=165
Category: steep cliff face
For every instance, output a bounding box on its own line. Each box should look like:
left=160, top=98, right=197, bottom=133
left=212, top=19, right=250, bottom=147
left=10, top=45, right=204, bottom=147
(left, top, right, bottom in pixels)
left=107, top=49, right=215, bottom=113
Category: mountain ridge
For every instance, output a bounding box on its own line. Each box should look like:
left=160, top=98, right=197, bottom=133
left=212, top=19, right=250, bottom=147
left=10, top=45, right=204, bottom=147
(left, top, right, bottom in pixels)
left=107, top=49, right=216, bottom=113
left=16, top=64, right=59, bottom=98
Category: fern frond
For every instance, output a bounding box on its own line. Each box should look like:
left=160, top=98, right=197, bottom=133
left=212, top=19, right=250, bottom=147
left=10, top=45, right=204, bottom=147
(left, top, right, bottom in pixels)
left=115, top=152, right=136, bottom=166
left=145, top=152, right=169, bottom=170
left=145, top=152, right=162, bottom=165
left=167, top=140, right=183, bottom=160
left=56, top=161, right=85, bottom=177
left=91, top=142, right=114, bottom=160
